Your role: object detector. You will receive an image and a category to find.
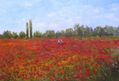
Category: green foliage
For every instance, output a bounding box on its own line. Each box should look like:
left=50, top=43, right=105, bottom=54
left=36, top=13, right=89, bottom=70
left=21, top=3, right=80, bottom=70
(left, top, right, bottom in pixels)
left=0, top=21, right=117, bottom=39
left=33, top=31, right=42, bottom=38
left=12, top=32, right=18, bottom=39
left=26, top=22, right=29, bottom=38
left=74, top=24, right=85, bottom=38
left=93, top=25, right=114, bottom=37
left=29, top=20, right=32, bottom=38
left=0, top=34, right=3, bottom=39
left=19, top=31, right=26, bottom=39
left=114, top=26, right=119, bottom=36
left=3, top=30, right=12, bottom=39
left=65, top=28, right=73, bottom=37
left=43, top=30, right=55, bottom=38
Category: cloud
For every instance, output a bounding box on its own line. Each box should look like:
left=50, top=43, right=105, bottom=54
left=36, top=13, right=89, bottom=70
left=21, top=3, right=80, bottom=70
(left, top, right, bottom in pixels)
left=106, top=13, right=119, bottom=22
left=111, top=8, right=118, bottom=11
left=65, top=16, right=81, bottom=25
left=66, top=19, right=73, bottom=24
left=31, top=21, right=48, bottom=33
left=49, top=23, right=59, bottom=28
left=92, top=13, right=119, bottom=27
left=17, top=0, right=42, bottom=7
left=83, top=5, right=103, bottom=14
left=23, top=2, right=33, bottom=7
left=17, top=18, right=27, bottom=25
left=73, top=16, right=81, bottom=19
left=109, top=3, right=119, bottom=11
left=34, top=22, right=47, bottom=27
left=93, top=8, right=100, bottom=13
left=48, top=13, right=56, bottom=18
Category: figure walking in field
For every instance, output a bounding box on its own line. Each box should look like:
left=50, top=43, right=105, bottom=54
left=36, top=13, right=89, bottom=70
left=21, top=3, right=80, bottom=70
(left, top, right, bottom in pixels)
left=57, top=39, right=63, bottom=45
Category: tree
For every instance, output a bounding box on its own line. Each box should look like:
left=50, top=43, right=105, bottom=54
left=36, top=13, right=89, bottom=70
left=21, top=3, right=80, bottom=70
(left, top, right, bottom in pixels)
left=0, top=34, right=3, bottom=39
left=12, top=32, right=18, bottom=39
left=93, top=25, right=114, bottom=37
left=84, top=26, right=93, bottom=37
left=74, top=24, right=86, bottom=38
left=65, top=28, right=73, bottom=37
left=93, top=26, right=102, bottom=36
left=26, top=22, right=29, bottom=38
left=3, top=30, right=12, bottom=39
left=56, top=31, right=62, bottom=38
left=43, top=30, right=55, bottom=38
left=60, top=30, right=65, bottom=37
left=104, top=25, right=114, bottom=36
left=74, top=24, right=80, bottom=36
left=19, top=31, right=26, bottom=38
left=80, top=25, right=85, bottom=38
left=33, top=31, right=42, bottom=38
left=114, top=26, right=119, bottom=36
left=29, top=20, right=32, bottom=38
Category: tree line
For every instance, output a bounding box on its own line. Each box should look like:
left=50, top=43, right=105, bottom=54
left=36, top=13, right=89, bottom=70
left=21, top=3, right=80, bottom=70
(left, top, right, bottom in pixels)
left=0, top=20, right=119, bottom=39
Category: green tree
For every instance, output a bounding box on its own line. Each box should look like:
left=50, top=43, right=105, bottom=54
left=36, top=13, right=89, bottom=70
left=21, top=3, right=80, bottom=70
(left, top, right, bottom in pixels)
left=65, top=28, right=73, bottom=37
left=60, top=30, right=65, bottom=37
left=84, top=26, right=93, bottom=37
left=0, top=34, right=3, bottom=39
left=29, top=20, right=32, bottom=38
left=56, top=31, right=62, bottom=38
left=93, top=26, right=102, bottom=37
left=33, top=31, right=42, bottom=38
left=26, top=22, right=29, bottom=38
left=74, top=24, right=80, bottom=36
left=114, top=26, right=119, bottom=36
left=104, top=25, right=114, bottom=36
left=3, top=30, right=12, bottom=39
left=74, top=24, right=86, bottom=38
left=19, top=31, right=26, bottom=38
left=93, top=26, right=114, bottom=37
left=43, top=30, right=55, bottom=38
left=12, top=32, right=18, bottom=39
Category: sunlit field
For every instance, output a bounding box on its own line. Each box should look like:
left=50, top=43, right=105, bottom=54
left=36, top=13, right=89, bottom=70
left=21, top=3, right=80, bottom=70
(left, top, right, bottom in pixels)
left=0, top=37, right=119, bottom=81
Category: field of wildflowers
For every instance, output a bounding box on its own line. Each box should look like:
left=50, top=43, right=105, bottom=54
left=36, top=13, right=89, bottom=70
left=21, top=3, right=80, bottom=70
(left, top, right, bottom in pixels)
left=0, top=37, right=119, bottom=81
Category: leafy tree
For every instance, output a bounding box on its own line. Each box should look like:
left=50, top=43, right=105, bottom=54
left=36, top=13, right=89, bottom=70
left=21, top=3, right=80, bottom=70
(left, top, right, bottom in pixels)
left=33, top=31, right=42, bottom=38
left=19, top=31, right=26, bottom=38
left=60, top=30, right=65, bottom=37
left=26, top=22, right=29, bottom=38
left=56, top=31, right=62, bottom=38
left=84, top=26, right=93, bottom=37
left=78, top=25, right=85, bottom=38
left=43, top=30, right=55, bottom=38
left=93, top=25, right=114, bottom=37
left=93, top=26, right=102, bottom=37
left=104, top=25, right=114, bottom=36
left=114, top=26, right=119, bottom=36
left=74, top=24, right=86, bottom=38
left=3, top=30, right=12, bottom=39
left=12, top=32, right=18, bottom=39
left=29, top=20, right=32, bottom=38
left=56, top=30, right=65, bottom=38
left=65, top=28, right=73, bottom=37
left=0, top=34, right=3, bottom=39
left=74, top=24, right=80, bottom=36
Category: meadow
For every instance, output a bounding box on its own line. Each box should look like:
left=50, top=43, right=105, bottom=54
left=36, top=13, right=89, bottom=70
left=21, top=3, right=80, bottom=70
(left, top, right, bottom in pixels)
left=0, top=37, right=119, bottom=81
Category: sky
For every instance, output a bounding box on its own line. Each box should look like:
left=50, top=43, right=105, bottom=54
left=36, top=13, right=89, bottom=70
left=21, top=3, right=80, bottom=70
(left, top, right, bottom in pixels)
left=0, top=0, right=119, bottom=33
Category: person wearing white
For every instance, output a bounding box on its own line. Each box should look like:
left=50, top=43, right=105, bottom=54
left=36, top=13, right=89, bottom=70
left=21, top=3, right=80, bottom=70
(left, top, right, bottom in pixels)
left=57, top=39, right=63, bottom=44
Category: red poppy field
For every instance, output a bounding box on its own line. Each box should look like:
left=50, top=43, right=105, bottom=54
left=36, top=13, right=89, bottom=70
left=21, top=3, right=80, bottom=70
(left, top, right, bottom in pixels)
left=0, top=37, right=119, bottom=81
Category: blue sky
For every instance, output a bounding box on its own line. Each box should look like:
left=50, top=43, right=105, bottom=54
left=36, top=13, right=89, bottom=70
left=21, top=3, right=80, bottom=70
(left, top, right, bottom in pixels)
left=0, top=0, right=119, bottom=33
